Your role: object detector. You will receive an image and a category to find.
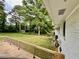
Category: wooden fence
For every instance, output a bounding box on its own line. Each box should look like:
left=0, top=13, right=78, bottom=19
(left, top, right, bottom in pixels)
left=1, top=37, right=65, bottom=59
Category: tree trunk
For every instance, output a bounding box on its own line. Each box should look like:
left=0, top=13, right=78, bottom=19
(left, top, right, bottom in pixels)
left=19, top=23, right=21, bottom=32
left=38, top=26, right=41, bottom=35
left=29, top=19, right=32, bottom=32
left=24, top=24, right=26, bottom=33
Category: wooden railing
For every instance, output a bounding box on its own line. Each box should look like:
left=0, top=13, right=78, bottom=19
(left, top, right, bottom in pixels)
left=1, top=37, right=65, bottom=59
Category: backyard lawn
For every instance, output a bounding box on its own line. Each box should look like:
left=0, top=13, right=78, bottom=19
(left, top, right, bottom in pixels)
left=0, top=33, right=53, bottom=50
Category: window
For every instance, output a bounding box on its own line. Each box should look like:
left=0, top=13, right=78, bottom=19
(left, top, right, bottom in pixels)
left=58, top=9, right=66, bottom=15
left=64, top=0, right=67, bottom=2
left=63, top=21, right=66, bottom=37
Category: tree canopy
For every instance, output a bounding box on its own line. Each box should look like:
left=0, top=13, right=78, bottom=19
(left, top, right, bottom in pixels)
left=0, top=0, right=54, bottom=35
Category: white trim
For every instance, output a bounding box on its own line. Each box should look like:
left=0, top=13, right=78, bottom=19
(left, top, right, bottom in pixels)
left=66, top=3, right=79, bottom=20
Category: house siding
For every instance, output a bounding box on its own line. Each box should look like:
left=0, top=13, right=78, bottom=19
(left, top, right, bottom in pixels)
left=61, top=8, right=79, bottom=59
left=43, top=0, right=79, bottom=27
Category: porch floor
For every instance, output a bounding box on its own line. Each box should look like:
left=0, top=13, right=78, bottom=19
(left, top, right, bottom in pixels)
left=0, top=41, right=40, bottom=59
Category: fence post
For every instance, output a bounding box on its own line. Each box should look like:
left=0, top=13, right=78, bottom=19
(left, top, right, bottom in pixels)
left=53, top=53, right=65, bottom=59
left=10, top=39, right=12, bottom=45
left=18, top=41, right=20, bottom=50
left=33, top=48, right=36, bottom=59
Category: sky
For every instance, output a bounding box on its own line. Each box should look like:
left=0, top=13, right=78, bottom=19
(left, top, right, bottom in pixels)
left=5, top=0, right=22, bottom=12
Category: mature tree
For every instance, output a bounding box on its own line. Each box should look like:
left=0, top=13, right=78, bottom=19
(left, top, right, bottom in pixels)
left=0, top=0, right=6, bottom=32
left=22, top=0, right=52, bottom=35
left=11, top=10, right=24, bottom=32
left=13, top=0, right=53, bottom=35
left=13, top=5, right=27, bottom=32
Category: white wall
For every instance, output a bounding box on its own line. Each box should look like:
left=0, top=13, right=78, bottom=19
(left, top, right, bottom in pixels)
left=43, top=0, right=79, bottom=27
left=61, top=7, right=79, bottom=59
left=43, top=0, right=79, bottom=59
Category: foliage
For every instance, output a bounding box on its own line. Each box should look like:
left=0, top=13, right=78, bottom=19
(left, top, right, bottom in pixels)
left=0, top=0, right=54, bottom=35
left=22, top=0, right=53, bottom=35
left=0, top=1, right=6, bottom=32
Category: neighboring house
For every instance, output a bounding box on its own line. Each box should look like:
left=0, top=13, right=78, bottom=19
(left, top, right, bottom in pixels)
left=43, top=0, right=79, bottom=59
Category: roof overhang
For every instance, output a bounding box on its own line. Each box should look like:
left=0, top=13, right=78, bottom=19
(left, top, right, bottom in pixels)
left=43, top=0, right=79, bottom=27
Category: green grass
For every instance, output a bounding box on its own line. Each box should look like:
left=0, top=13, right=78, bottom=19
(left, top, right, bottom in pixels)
left=0, top=33, right=53, bottom=50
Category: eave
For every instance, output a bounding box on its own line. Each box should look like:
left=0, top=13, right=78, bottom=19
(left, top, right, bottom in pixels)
left=43, top=0, right=79, bottom=27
